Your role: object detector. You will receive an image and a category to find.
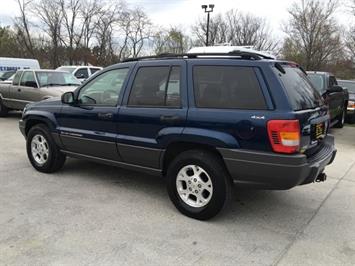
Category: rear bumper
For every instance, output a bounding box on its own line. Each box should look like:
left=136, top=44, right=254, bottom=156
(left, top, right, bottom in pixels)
left=218, top=135, right=337, bottom=190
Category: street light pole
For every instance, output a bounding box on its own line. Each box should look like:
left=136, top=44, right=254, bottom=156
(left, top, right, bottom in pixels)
left=201, top=4, right=214, bottom=46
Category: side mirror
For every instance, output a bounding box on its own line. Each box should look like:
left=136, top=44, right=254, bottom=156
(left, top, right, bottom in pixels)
left=327, top=85, right=343, bottom=93
left=61, top=91, right=75, bottom=104
left=25, top=81, right=38, bottom=88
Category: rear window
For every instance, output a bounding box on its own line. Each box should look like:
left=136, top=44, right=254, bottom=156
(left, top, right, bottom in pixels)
left=276, top=66, right=323, bottom=111
left=193, top=66, right=267, bottom=109
left=307, top=73, right=325, bottom=93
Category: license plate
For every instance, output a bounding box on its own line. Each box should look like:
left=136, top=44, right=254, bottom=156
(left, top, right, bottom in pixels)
left=312, top=122, right=326, bottom=140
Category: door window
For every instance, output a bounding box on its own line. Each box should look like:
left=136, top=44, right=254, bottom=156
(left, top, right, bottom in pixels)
left=12, top=71, right=23, bottom=85
left=20, top=71, right=37, bottom=87
left=193, top=66, right=266, bottom=109
left=75, top=68, right=89, bottom=79
left=128, top=66, right=181, bottom=107
left=78, top=68, right=129, bottom=106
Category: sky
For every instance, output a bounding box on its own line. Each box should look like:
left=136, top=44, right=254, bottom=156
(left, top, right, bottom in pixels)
left=0, top=0, right=353, bottom=38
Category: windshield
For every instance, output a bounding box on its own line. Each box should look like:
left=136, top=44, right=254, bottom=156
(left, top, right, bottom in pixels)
left=276, top=66, right=324, bottom=111
left=307, top=73, right=325, bottom=92
left=36, top=71, right=81, bottom=87
left=57, top=67, right=76, bottom=74
left=0, top=71, right=16, bottom=80
left=338, top=80, right=355, bottom=93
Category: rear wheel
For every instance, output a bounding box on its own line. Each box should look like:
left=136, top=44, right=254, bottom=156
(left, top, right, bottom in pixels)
left=334, top=108, right=345, bottom=128
left=166, top=150, right=231, bottom=220
left=0, top=99, right=9, bottom=117
left=27, top=124, right=66, bottom=173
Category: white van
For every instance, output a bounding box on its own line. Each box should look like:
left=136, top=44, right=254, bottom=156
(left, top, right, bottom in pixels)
left=0, top=57, right=40, bottom=72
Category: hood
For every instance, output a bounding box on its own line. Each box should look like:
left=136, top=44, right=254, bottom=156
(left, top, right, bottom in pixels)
left=47, top=85, right=78, bottom=93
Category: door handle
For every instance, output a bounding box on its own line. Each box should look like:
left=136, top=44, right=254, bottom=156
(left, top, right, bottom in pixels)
left=98, top=112, right=113, bottom=119
left=160, top=115, right=181, bottom=123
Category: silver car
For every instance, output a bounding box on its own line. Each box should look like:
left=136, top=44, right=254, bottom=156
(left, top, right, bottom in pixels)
left=0, top=70, right=80, bottom=116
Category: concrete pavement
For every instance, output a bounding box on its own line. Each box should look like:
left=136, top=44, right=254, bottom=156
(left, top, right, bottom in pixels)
left=0, top=113, right=354, bottom=265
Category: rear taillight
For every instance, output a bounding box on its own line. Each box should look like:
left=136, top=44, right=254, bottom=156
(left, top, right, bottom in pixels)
left=267, top=120, right=300, bottom=154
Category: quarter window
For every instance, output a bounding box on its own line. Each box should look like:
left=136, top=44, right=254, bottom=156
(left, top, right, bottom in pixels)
left=193, top=66, right=266, bottom=109
left=78, top=68, right=129, bottom=106
left=128, top=66, right=181, bottom=107
left=75, top=68, right=89, bottom=79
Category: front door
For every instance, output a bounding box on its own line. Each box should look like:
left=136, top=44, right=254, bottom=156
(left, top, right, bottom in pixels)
left=118, top=60, right=187, bottom=169
left=57, top=67, right=131, bottom=161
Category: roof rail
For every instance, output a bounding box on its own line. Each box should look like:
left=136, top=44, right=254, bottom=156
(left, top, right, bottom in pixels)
left=121, top=50, right=274, bottom=63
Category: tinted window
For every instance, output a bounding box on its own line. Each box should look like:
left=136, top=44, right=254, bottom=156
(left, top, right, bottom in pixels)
left=193, top=66, right=266, bottom=109
left=12, top=71, right=23, bottom=85
left=329, top=76, right=337, bottom=87
left=20, top=71, right=37, bottom=87
left=75, top=68, right=89, bottom=79
left=276, top=66, right=323, bottom=111
left=78, top=68, right=129, bottom=106
left=338, top=80, right=355, bottom=93
left=90, top=68, right=101, bottom=75
left=307, top=73, right=325, bottom=92
left=128, top=66, right=181, bottom=107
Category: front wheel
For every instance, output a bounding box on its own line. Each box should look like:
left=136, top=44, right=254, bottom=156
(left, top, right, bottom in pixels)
left=166, top=150, right=231, bottom=220
left=27, top=124, right=66, bottom=173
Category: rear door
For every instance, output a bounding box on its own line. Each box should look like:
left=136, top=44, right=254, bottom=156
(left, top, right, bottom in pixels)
left=187, top=60, right=274, bottom=151
left=117, top=60, right=187, bottom=169
left=327, top=76, right=343, bottom=120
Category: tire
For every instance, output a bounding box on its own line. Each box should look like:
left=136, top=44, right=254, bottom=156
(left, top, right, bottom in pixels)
left=349, top=114, right=355, bottom=124
left=26, top=124, right=66, bottom=173
left=0, top=98, right=9, bottom=117
left=334, top=108, right=345, bottom=128
left=166, top=150, right=231, bottom=220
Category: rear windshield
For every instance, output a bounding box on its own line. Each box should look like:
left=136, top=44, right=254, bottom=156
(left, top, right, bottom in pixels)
left=338, top=80, right=355, bottom=93
left=276, top=66, right=323, bottom=111
left=307, top=73, right=325, bottom=93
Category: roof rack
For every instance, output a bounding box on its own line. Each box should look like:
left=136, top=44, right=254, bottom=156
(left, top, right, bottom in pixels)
left=122, top=50, right=274, bottom=63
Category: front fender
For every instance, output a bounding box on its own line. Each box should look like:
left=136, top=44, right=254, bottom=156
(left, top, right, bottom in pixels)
left=22, top=110, right=59, bottom=134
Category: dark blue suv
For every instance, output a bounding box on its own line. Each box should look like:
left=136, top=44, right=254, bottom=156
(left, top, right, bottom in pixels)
left=19, top=52, right=337, bottom=220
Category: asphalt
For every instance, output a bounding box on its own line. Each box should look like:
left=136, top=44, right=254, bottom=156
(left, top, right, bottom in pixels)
left=0, top=113, right=354, bottom=265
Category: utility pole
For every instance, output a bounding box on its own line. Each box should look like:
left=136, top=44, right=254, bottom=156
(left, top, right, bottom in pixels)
left=201, top=4, right=215, bottom=46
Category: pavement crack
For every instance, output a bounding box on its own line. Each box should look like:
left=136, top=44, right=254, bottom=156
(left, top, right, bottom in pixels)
left=272, top=160, right=355, bottom=266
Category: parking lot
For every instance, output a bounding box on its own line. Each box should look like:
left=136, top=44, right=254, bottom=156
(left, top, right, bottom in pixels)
left=0, top=114, right=354, bottom=265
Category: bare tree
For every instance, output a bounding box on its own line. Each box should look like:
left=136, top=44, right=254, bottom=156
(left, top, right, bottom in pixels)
left=32, top=0, right=64, bottom=67
left=13, top=0, right=35, bottom=57
left=59, top=0, right=81, bottom=64
left=153, top=26, right=190, bottom=54
left=191, top=9, right=278, bottom=51
left=282, top=0, right=342, bottom=70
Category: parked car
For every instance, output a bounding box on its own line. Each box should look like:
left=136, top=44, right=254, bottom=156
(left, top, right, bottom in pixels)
left=307, top=71, right=349, bottom=128
left=56, top=65, right=103, bottom=82
left=0, top=69, right=80, bottom=116
left=19, top=52, right=336, bottom=220
left=0, top=57, right=40, bottom=71
left=0, top=70, right=16, bottom=81
left=338, top=79, right=355, bottom=123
